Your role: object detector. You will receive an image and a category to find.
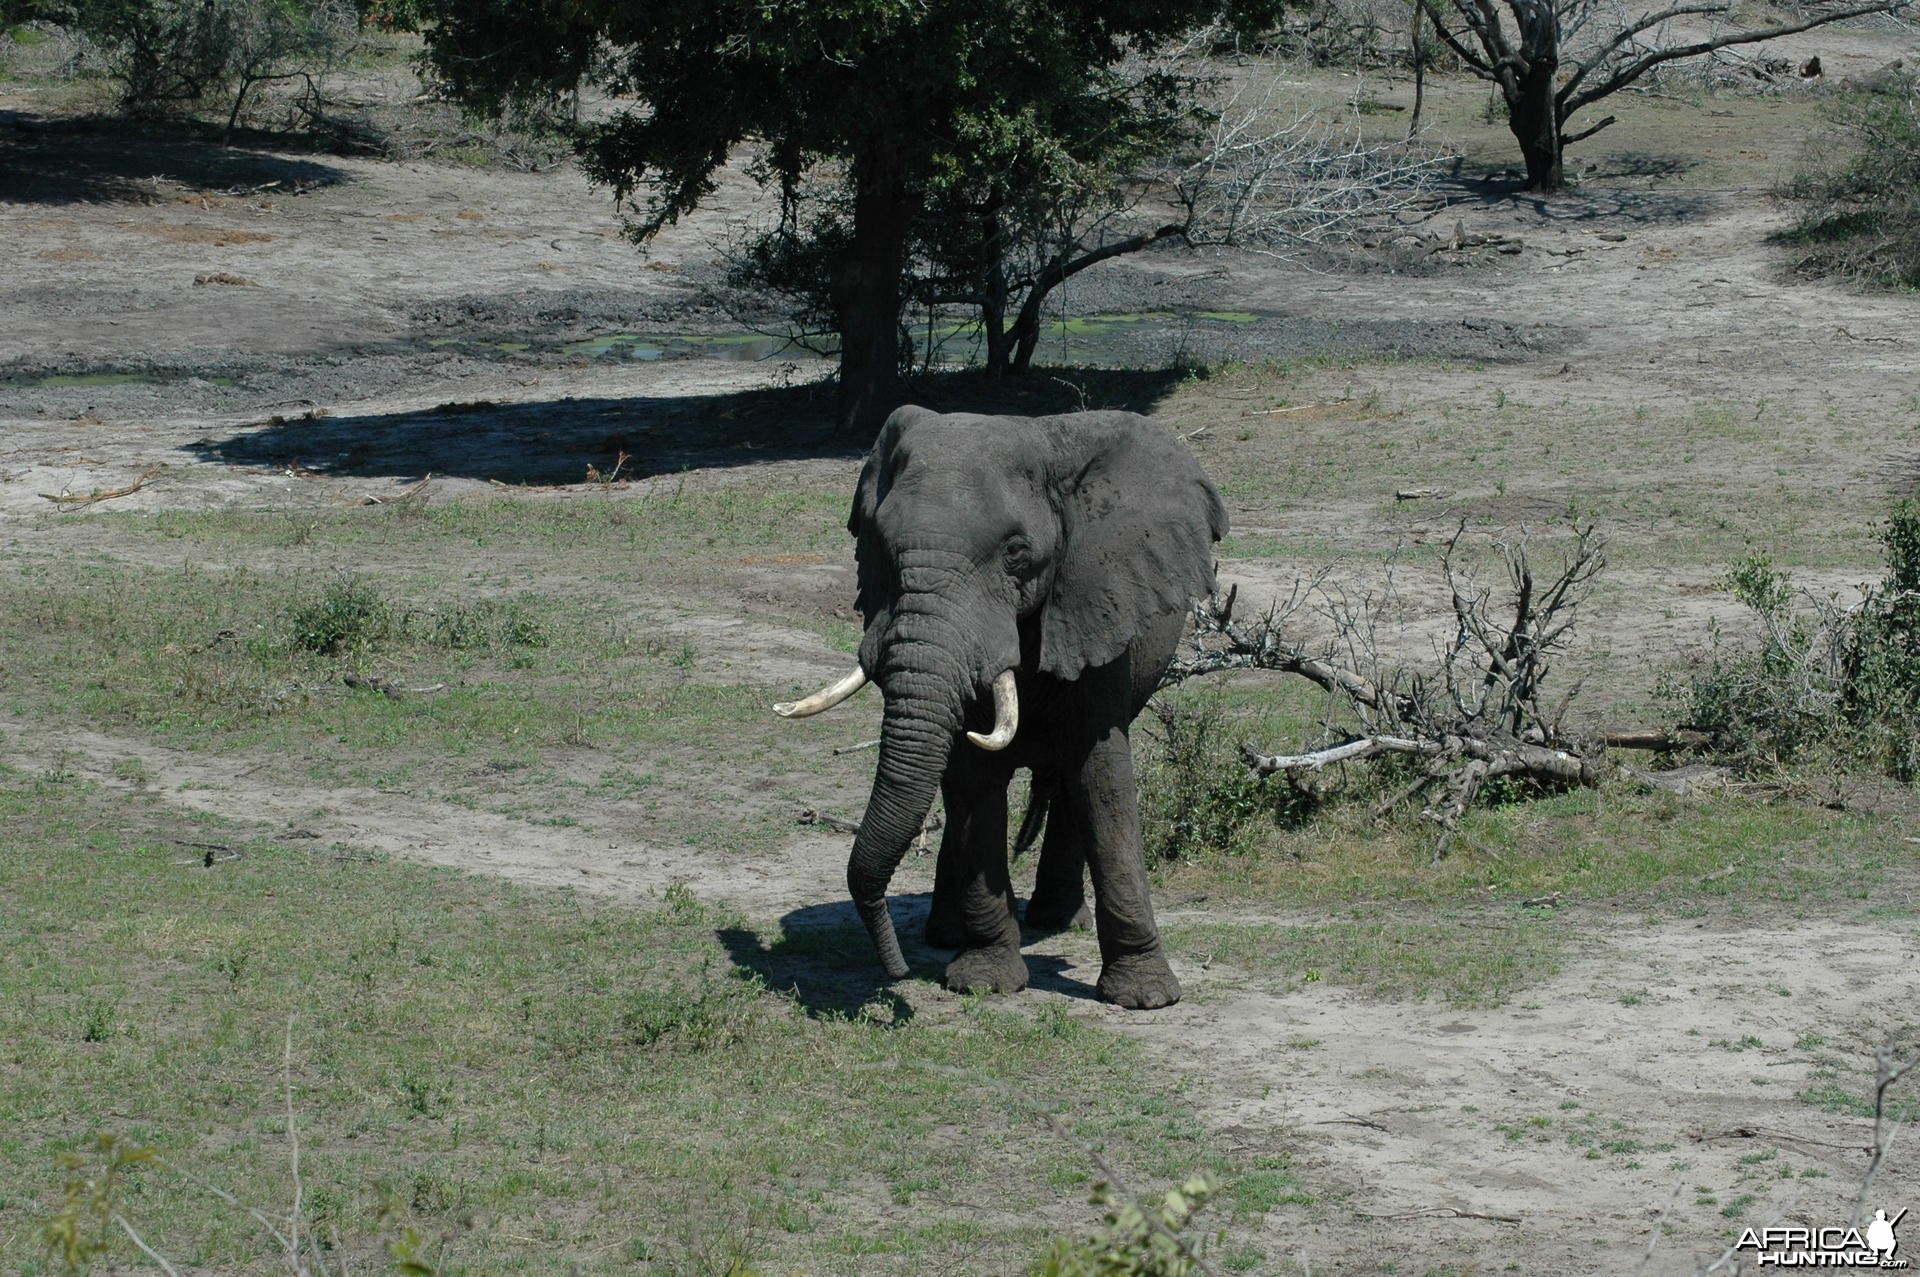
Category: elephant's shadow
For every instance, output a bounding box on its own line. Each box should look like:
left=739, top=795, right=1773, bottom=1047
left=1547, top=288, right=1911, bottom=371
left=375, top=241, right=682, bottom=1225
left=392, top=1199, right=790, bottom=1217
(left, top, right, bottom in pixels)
left=718, top=894, right=1098, bottom=1020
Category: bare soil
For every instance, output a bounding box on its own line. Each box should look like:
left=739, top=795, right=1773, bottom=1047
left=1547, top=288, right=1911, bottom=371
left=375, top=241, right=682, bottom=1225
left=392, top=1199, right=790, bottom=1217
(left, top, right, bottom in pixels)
left=4, top=34, right=1920, bottom=1275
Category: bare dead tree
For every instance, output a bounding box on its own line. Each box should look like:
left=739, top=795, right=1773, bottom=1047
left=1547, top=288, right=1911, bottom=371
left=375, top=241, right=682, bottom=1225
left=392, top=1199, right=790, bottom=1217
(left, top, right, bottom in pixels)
left=1171, top=84, right=1447, bottom=257
left=1167, top=525, right=1616, bottom=846
left=1420, top=0, right=1913, bottom=190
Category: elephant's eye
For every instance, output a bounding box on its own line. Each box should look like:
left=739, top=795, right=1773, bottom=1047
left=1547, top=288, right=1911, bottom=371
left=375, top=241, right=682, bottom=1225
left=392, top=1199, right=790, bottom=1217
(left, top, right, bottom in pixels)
left=1003, top=535, right=1034, bottom=575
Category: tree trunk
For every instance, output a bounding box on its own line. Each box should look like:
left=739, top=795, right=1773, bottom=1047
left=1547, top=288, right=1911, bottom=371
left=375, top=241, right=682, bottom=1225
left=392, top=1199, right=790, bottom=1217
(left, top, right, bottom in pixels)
left=1506, top=55, right=1564, bottom=191
left=980, top=266, right=1010, bottom=377
left=832, top=139, right=915, bottom=437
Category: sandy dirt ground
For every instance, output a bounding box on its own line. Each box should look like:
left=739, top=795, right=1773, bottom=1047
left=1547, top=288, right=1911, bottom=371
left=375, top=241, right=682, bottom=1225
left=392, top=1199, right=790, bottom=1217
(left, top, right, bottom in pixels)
left=4, top=33, right=1920, bottom=1275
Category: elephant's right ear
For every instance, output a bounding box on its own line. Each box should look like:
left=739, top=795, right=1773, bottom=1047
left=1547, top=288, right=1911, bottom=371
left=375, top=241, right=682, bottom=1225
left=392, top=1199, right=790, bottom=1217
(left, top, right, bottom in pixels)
left=848, top=405, right=934, bottom=628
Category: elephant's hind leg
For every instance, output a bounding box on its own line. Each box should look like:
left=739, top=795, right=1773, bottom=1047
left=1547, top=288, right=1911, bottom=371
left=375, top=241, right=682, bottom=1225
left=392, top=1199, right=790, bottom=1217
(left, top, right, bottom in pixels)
left=1022, top=771, right=1092, bottom=934
left=939, top=762, right=1028, bottom=996
left=923, top=815, right=970, bottom=950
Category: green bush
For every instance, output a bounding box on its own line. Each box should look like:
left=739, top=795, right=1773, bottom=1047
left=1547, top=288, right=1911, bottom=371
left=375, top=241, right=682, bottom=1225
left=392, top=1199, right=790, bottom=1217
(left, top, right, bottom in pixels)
left=1036, top=1176, right=1219, bottom=1277
left=422, top=596, right=548, bottom=651
left=74, top=0, right=361, bottom=120
left=283, top=577, right=548, bottom=659
left=1667, top=502, right=1920, bottom=777
left=280, top=576, right=393, bottom=656
left=1783, top=71, right=1920, bottom=288
left=283, top=571, right=394, bottom=656
left=1139, top=697, right=1287, bottom=862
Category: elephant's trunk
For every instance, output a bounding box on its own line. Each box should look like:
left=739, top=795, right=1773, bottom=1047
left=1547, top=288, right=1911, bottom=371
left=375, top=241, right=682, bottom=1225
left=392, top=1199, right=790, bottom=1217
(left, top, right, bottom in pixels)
left=847, top=603, right=969, bottom=979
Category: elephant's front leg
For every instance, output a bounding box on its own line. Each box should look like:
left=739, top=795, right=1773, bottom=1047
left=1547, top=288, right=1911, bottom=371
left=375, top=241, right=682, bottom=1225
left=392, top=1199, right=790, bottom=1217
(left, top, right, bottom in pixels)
left=938, top=757, right=1027, bottom=996
left=1074, top=727, right=1180, bottom=1009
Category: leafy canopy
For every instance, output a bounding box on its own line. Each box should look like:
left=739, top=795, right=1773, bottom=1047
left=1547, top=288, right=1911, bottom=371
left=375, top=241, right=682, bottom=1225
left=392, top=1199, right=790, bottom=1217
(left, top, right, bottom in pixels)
left=406, top=0, right=1287, bottom=426
left=420, top=0, right=1277, bottom=224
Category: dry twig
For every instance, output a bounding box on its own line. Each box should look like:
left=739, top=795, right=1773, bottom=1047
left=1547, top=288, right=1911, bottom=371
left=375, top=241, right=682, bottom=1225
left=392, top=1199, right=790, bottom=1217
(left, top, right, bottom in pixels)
left=40, top=468, right=162, bottom=508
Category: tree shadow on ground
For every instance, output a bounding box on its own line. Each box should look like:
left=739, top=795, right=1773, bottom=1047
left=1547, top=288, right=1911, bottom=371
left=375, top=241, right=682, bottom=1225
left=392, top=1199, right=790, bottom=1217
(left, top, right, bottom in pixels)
left=0, top=110, right=349, bottom=205
left=187, top=366, right=1195, bottom=484
left=1422, top=169, right=1715, bottom=226
left=719, top=895, right=1099, bottom=1020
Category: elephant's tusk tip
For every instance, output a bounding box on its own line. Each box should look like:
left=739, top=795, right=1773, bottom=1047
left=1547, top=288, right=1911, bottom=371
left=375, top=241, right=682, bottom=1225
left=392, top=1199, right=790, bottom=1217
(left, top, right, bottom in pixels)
left=967, top=669, right=1019, bottom=750
left=771, top=667, right=868, bottom=719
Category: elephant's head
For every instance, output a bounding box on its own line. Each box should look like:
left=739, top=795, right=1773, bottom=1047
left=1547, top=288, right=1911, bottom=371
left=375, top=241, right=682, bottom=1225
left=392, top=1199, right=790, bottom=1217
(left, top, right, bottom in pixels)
left=778, top=405, right=1228, bottom=978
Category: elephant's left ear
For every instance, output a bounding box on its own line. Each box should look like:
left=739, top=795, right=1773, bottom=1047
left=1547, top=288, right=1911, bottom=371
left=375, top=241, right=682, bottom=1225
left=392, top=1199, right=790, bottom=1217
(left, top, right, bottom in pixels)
left=1038, top=413, right=1229, bottom=680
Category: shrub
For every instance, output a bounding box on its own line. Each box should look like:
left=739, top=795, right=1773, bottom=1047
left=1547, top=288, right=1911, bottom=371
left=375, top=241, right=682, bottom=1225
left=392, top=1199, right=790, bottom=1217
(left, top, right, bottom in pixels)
left=58, top=0, right=360, bottom=124
left=1783, top=71, right=1920, bottom=288
left=1036, top=1175, right=1219, bottom=1277
left=1666, top=502, right=1920, bottom=778
left=283, top=572, right=393, bottom=656
left=422, top=596, right=547, bottom=651
left=1138, top=695, right=1314, bottom=862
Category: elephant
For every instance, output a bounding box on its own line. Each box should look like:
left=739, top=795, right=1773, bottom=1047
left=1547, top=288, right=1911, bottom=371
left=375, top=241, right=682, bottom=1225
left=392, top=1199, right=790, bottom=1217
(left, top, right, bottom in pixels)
left=774, top=404, right=1227, bottom=1009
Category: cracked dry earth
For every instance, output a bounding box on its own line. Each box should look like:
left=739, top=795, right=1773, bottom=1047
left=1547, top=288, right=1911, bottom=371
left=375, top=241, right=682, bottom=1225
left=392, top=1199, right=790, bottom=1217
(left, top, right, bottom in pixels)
left=6, top=35, right=1920, bottom=1274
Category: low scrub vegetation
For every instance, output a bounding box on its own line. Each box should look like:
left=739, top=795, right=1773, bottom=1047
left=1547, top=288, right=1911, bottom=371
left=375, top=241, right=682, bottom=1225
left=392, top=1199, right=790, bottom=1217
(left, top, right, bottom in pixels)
left=1665, top=502, right=1920, bottom=778
left=1785, top=71, right=1920, bottom=288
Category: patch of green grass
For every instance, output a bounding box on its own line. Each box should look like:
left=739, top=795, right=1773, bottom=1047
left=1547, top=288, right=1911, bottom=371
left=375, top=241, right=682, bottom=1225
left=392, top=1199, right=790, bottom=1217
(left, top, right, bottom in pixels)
left=1162, top=911, right=1562, bottom=1007
left=1158, top=753, right=1897, bottom=917
left=0, top=767, right=1259, bottom=1274
left=142, top=484, right=849, bottom=561
left=1799, top=1075, right=1920, bottom=1123
left=0, top=557, right=828, bottom=858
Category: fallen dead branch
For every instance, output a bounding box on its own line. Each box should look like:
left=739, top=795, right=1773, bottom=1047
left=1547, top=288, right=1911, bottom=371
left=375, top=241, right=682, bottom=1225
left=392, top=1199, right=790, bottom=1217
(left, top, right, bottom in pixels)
left=40, top=468, right=162, bottom=509
left=1692, top=1126, right=1862, bottom=1152
left=797, top=808, right=861, bottom=835
left=1169, top=524, right=1637, bottom=846
left=1354, top=1206, right=1521, bottom=1223
left=1595, top=728, right=1711, bottom=751
left=1247, top=401, right=1334, bottom=416
left=340, top=475, right=431, bottom=507
left=341, top=674, right=445, bottom=699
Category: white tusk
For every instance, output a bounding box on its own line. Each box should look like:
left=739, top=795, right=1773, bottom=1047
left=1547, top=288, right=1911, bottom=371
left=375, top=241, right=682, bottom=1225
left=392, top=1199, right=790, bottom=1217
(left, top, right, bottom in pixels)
left=773, top=667, right=869, bottom=718
left=966, top=670, right=1019, bottom=750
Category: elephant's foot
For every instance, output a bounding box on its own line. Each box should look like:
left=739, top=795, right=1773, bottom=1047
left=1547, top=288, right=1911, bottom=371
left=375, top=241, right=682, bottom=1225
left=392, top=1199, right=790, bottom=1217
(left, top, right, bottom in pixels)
left=1023, top=895, right=1093, bottom=934
left=943, top=946, right=1030, bottom=996
left=1097, top=950, right=1181, bottom=1009
left=924, top=904, right=968, bottom=951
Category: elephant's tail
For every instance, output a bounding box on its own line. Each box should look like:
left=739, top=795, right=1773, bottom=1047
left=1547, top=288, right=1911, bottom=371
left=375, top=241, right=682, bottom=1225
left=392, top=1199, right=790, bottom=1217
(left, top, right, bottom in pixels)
left=1014, top=769, right=1055, bottom=857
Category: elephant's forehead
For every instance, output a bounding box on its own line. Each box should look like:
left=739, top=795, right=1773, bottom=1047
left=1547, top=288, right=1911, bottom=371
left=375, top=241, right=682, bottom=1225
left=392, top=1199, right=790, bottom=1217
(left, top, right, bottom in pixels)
left=887, top=421, right=1037, bottom=500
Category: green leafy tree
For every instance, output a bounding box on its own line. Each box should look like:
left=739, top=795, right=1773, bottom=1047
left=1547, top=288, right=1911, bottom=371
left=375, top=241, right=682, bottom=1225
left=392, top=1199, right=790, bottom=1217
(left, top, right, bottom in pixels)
left=404, top=0, right=1287, bottom=434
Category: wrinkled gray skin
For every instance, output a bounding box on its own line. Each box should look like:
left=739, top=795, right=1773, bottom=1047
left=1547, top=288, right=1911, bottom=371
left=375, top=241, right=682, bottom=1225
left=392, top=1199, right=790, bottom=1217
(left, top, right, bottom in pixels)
left=842, top=405, right=1227, bottom=1009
